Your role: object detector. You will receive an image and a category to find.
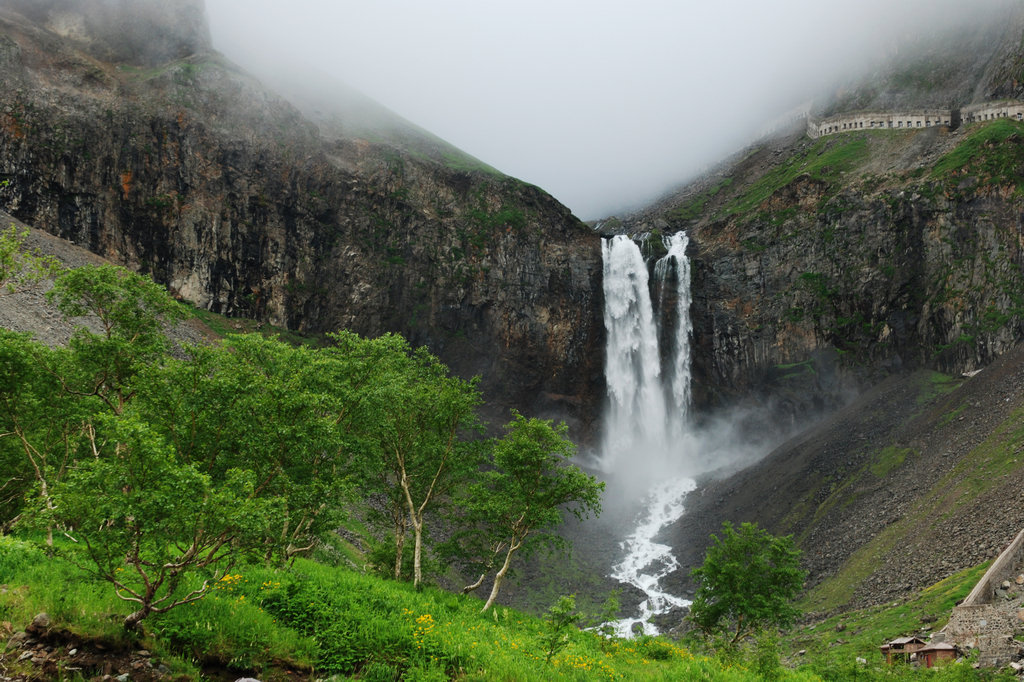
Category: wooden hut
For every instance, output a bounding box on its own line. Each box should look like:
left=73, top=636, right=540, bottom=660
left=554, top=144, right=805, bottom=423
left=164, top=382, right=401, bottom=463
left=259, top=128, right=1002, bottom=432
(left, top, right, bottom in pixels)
left=880, top=636, right=927, bottom=664
left=916, top=642, right=957, bottom=668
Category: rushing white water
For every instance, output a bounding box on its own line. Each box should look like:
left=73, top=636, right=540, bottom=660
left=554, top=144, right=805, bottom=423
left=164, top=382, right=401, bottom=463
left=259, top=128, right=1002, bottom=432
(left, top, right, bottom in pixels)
left=600, top=232, right=695, bottom=636
left=657, top=232, right=693, bottom=426
left=600, top=235, right=670, bottom=478
left=609, top=476, right=696, bottom=636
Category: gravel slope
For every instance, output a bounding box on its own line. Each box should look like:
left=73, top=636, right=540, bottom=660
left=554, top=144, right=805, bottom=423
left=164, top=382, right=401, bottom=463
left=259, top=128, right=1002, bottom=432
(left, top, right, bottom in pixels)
left=0, top=209, right=208, bottom=348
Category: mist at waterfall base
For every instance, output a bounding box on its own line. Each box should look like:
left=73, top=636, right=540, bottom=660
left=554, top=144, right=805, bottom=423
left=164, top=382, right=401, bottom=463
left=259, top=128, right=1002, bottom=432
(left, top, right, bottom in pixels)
left=596, top=233, right=779, bottom=636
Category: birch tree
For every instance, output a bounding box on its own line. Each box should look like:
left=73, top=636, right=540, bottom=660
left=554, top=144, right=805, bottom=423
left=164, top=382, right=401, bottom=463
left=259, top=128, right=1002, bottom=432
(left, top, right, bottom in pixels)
left=451, top=412, right=603, bottom=611
left=50, top=411, right=277, bottom=631
left=368, top=342, right=482, bottom=588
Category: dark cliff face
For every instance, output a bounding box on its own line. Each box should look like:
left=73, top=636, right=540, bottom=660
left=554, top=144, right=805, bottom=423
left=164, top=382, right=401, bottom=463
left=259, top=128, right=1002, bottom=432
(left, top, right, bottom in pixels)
left=626, top=127, right=1024, bottom=424
left=0, top=7, right=605, bottom=435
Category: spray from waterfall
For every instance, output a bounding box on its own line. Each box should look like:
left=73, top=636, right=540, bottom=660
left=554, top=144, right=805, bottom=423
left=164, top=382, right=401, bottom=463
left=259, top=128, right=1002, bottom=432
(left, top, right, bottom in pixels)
left=600, top=231, right=696, bottom=636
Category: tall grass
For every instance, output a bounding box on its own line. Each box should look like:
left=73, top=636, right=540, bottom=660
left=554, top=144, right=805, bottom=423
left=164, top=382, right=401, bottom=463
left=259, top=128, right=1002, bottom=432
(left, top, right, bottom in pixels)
left=0, top=535, right=1016, bottom=680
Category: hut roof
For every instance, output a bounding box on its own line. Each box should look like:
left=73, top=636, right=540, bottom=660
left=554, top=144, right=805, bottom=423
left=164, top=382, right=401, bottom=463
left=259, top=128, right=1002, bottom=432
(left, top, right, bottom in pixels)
left=918, top=642, right=956, bottom=652
left=890, top=636, right=926, bottom=645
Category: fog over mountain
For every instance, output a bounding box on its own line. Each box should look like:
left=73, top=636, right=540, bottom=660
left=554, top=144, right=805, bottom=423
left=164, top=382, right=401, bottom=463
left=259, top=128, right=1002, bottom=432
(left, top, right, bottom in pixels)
left=203, top=0, right=1017, bottom=219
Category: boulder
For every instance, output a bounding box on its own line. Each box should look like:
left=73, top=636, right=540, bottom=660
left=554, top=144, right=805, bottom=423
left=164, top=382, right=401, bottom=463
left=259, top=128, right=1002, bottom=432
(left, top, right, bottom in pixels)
left=26, top=613, right=50, bottom=634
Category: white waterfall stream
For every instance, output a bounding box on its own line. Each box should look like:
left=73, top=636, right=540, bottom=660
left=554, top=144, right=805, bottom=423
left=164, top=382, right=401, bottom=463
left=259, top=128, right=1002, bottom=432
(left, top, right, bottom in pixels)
left=600, top=232, right=695, bottom=637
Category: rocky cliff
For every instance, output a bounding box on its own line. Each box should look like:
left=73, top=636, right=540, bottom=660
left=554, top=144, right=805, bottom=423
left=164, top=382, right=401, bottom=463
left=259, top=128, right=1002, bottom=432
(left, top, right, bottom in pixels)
left=604, top=8, right=1024, bottom=615
left=619, top=123, right=1024, bottom=426
left=600, top=119, right=1024, bottom=616
left=0, top=1, right=605, bottom=433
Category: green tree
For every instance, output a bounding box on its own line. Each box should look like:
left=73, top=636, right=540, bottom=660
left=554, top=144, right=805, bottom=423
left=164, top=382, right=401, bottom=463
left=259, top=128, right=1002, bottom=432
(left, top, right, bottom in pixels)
left=46, top=264, right=188, bottom=415
left=345, top=334, right=483, bottom=588
left=49, top=411, right=278, bottom=631
left=135, top=333, right=371, bottom=565
left=541, top=594, right=581, bottom=664
left=379, top=346, right=482, bottom=588
left=0, top=331, right=77, bottom=534
left=0, top=264, right=186, bottom=540
left=689, top=521, right=806, bottom=643
left=449, top=412, right=603, bottom=611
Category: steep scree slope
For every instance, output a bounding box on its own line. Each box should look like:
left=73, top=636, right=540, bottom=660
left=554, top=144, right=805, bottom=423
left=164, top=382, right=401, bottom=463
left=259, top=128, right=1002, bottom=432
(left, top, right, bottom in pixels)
left=667, top=342, right=1024, bottom=615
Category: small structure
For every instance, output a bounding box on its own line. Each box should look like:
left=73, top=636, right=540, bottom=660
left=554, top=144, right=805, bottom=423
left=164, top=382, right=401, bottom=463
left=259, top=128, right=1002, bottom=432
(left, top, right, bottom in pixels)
left=880, top=636, right=927, bottom=664
left=917, top=642, right=957, bottom=668
left=943, top=528, right=1024, bottom=666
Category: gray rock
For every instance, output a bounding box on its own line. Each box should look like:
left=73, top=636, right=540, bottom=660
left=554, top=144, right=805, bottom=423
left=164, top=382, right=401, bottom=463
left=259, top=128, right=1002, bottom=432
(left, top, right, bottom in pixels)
left=27, top=613, right=50, bottom=633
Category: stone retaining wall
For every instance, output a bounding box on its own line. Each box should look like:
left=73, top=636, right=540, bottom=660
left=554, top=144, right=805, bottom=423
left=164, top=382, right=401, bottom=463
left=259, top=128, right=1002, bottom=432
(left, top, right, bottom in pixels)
left=941, top=528, right=1024, bottom=667
left=807, top=100, right=1024, bottom=139
left=808, top=110, right=953, bottom=138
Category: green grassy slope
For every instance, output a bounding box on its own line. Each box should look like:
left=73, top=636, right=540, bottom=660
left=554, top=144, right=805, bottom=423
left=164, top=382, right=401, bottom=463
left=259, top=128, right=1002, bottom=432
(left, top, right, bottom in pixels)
left=1, top=535, right=1015, bottom=681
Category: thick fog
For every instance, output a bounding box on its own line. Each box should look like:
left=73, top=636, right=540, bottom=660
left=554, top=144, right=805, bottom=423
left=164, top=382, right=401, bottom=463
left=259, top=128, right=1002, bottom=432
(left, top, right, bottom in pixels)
left=205, top=0, right=1014, bottom=219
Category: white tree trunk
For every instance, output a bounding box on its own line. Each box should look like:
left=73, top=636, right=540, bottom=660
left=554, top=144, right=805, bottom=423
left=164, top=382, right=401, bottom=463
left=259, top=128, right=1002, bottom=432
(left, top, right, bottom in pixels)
left=393, top=517, right=406, bottom=580
left=481, top=539, right=521, bottom=612
left=412, top=521, right=423, bottom=587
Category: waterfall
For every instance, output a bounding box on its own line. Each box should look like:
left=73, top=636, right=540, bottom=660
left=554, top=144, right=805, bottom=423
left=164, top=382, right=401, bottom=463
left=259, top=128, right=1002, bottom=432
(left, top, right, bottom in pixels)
left=601, top=231, right=695, bottom=636
left=657, top=232, right=693, bottom=425
left=600, top=235, right=670, bottom=479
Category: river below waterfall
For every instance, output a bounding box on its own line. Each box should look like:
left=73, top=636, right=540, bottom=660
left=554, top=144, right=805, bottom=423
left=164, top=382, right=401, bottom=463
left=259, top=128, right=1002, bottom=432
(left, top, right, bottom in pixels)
left=608, top=476, right=696, bottom=636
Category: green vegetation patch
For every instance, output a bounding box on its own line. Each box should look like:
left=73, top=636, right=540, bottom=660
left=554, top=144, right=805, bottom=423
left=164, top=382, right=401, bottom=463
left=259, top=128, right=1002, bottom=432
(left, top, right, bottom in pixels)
left=671, top=177, right=734, bottom=221
left=945, top=403, right=1024, bottom=496
left=931, top=119, right=1024, bottom=196
left=791, top=562, right=990, bottom=663
left=190, top=305, right=322, bottom=347
left=869, top=446, right=915, bottom=478
left=441, top=150, right=504, bottom=177
left=916, top=371, right=962, bottom=407
left=1, top=537, right=805, bottom=681
left=725, top=136, right=870, bottom=217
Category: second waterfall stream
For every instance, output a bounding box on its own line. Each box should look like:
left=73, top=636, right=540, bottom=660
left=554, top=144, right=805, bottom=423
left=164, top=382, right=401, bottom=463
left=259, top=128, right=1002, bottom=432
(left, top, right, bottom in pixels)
left=600, top=232, right=695, bottom=636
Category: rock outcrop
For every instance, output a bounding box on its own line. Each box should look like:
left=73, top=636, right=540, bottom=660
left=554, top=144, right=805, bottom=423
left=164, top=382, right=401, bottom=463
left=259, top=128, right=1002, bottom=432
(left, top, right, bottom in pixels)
left=622, top=125, right=1024, bottom=424
left=0, top=2, right=605, bottom=433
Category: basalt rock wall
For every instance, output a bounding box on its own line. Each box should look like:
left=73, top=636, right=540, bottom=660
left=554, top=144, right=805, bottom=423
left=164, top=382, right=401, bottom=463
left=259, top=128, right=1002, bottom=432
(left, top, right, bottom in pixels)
left=0, top=6, right=605, bottom=435
left=627, top=129, right=1024, bottom=424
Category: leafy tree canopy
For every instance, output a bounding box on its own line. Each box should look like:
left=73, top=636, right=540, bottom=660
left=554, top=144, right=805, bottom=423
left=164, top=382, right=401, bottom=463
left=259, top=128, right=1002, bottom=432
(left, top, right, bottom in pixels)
left=689, top=521, right=806, bottom=643
left=447, top=411, right=604, bottom=610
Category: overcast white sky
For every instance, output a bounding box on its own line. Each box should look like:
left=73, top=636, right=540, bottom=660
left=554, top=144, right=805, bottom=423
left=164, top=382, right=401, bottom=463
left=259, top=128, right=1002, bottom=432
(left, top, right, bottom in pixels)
left=204, top=0, right=1010, bottom=219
